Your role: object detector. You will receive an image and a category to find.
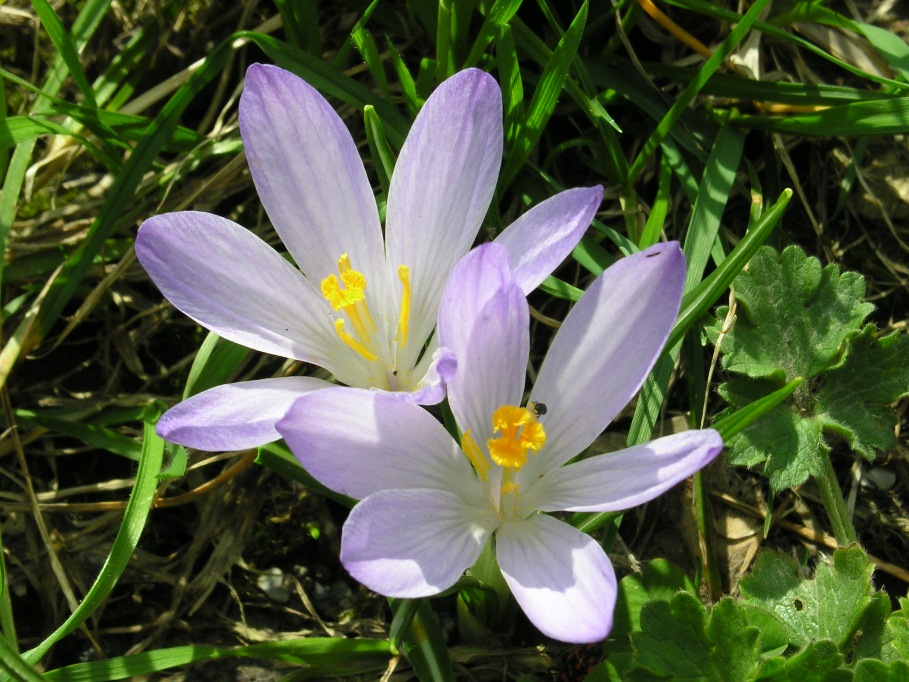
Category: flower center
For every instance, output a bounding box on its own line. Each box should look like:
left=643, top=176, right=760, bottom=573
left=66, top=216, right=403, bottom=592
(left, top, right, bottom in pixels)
left=320, top=254, right=412, bottom=363
left=460, top=404, right=546, bottom=483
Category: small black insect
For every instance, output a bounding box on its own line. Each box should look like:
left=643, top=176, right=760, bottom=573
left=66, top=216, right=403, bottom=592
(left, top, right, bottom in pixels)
left=646, top=251, right=660, bottom=258
left=528, top=401, right=547, bottom=417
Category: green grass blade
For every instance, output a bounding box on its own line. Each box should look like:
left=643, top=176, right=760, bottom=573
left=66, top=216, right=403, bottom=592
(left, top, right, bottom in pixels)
left=182, top=332, right=250, bottom=399
left=669, top=188, right=793, bottom=352
left=464, top=0, right=523, bottom=68
left=0, top=634, right=44, bottom=682
left=395, top=600, right=455, bottom=682
left=495, top=23, right=523, bottom=143
left=30, top=0, right=98, bottom=108
left=436, top=0, right=454, bottom=80
left=352, top=27, right=390, bottom=97
left=273, top=0, right=320, bottom=54
left=23, top=419, right=165, bottom=665
left=627, top=0, right=772, bottom=186
left=0, top=0, right=111, bottom=283
left=712, top=378, right=803, bottom=441
left=858, top=22, right=909, bottom=81
left=364, top=105, right=397, bottom=199
left=389, top=598, right=420, bottom=653
left=331, top=0, right=381, bottom=68
left=15, top=410, right=143, bottom=461
left=499, top=0, right=587, bottom=188
left=0, top=527, right=16, bottom=651
left=730, top=97, right=909, bottom=136
left=639, top=152, right=673, bottom=248
left=43, top=638, right=391, bottom=681
left=682, top=122, right=745, bottom=292
left=539, top=275, right=583, bottom=302
left=386, top=38, right=422, bottom=115
left=90, top=17, right=161, bottom=109
left=675, top=0, right=909, bottom=91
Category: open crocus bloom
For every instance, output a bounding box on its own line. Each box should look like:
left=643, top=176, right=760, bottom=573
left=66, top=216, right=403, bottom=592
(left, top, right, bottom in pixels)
left=278, top=241, right=723, bottom=643
left=136, top=64, right=602, bottom=451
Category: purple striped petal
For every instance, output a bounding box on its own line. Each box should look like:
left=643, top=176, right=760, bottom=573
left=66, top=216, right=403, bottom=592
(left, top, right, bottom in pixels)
left=341, top=489, right=498, bottom=597
left=136, top=212, right=337, bottom=364
left=519, top=242, right=686, bottom=484
left=156, top=376, right=333, bottom=450
left=523, top=429, right=723, bottom=513
left=437, top=244, right=528, bottom=442
left=497, top=514, right=617, bottom=643
left=494, top=186, right=603, bottom=294
left=239, top=64, right=387, bottom=313
left=277, top=388, right=481, bottom=504
left=385, top=69, right=503, bottom=365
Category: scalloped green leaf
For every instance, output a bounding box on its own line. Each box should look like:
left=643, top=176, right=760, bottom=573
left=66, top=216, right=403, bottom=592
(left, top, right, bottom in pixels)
left=739, top=548, right=881, bottom=652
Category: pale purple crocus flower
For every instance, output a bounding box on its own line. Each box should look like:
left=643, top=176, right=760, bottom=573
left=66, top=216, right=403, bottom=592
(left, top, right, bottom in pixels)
left=136, top=64, right=602, bottom=451
left=277, top=241, right=723, bottom=643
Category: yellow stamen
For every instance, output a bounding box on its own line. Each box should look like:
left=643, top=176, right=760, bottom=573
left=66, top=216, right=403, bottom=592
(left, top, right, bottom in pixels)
left=461, top=430, right=490, bottom=482
left=500, top=481, right=519, bottom=496
left=321, top=254, right=378, bottom=359
left=487, top=405, right=546, bottom=470
left=333, top=319, right=377, bottom=361
left=396, top=265, right=411, bottom=349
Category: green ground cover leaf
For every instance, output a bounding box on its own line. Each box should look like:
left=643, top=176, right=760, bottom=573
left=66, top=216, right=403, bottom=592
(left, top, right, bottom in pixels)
left=713, top=246, right=909, bottom=490
left=753, top=641, right=848, bottom=682
left=815, top=326, right=909, bottom=458
left=627, top=593, right=762, bottom=681
left=601, top=549, right=899, bottom=681
left=739, top=548, right=881, bottom=652
left=718, top=246, right=872, bottom=381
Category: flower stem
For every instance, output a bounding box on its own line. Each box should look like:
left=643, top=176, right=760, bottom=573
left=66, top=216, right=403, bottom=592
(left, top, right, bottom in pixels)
left=816, top=455, right=858, bottom=546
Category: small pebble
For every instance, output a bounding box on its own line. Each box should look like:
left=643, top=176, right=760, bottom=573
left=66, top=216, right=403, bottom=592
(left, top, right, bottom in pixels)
left=257, top=567, right=291, bottom=603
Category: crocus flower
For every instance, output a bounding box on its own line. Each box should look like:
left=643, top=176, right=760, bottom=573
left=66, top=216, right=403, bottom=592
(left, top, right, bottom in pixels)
left=277, top=241, right=723, bottom=643
left=136, top=64, right=602, bottom=451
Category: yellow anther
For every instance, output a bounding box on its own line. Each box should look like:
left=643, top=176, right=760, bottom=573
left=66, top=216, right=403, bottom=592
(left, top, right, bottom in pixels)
left=396, top=265, right=411, bottom=349
left=461, top=430, right=490, bottom=482
left=333, top=319, right=377, bottom=361
left=321, top=254, right=368, bottom=310
left=487, top=405, right=546, bottom=470
left=321, top=254, right=379, bottom=361
left=321, top=274, right=365, bottom=310
left=500, top=481, right=520, bottom=496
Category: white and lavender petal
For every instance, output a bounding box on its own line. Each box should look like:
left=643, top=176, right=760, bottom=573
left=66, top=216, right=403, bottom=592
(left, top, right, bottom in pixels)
left=438, top=244, right=528, bottom=442
left=136, top=212, right=337, bottom=364
left=156, top=376, right=333, bottom=450
left=493, top=186, right=603, bottom=294
left=523, top=429, right=723, bottom=513
left=497, top=515, right=617, bottom=643
left=341, top=488, right=498, bottom=597
left=239, top=64, right=386, bottom=306
left=521, top=242, right=687, bottom=482
left=385, top=69, right=503, bottom=362
left=277, top=388, right=482, bottom=504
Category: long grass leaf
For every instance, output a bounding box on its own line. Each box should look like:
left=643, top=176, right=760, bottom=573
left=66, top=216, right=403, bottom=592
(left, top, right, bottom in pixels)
left=627, top=0, right=773, bottom=186
left=499, top=0, right=587, bottom=188
left=395, top=600, right=455, bottom=682
left=29, top=0, right=97, bottom=108
left=43, top=638, right=391, bottom=681
left=731, top=97, right=909, bottom=136
left=23, top=420, right=165, bottom=664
